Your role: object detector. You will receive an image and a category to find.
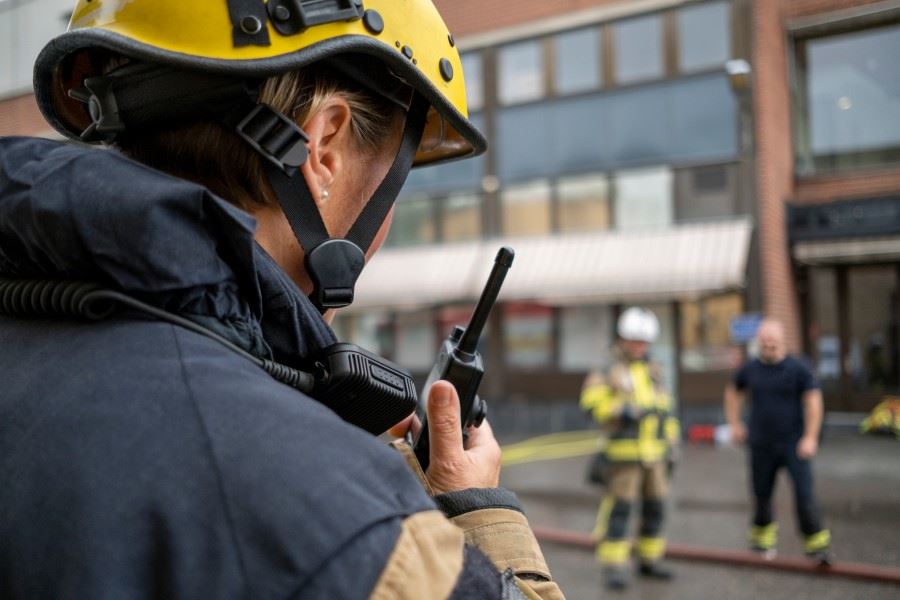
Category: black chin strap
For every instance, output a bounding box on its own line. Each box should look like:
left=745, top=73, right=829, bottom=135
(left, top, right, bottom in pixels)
left=258, top=94, right=429, bottom=311
left=67, top=61, right=429, bottom=312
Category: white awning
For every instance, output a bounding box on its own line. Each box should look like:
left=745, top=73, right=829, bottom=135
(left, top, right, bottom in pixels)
left=349, top=218, right=753, bottom=312
left=793, top=236, right=900, bottom=265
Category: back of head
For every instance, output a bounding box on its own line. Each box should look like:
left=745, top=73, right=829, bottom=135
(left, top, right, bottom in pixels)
left=34, top=0, right=487, bottom=309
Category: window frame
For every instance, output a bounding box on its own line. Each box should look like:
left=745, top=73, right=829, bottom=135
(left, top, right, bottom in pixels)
left=789, top=12, right=900, bottom=177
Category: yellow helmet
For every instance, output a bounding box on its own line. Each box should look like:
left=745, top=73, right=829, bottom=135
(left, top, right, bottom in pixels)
left=34, top=0, right=485, bottom=166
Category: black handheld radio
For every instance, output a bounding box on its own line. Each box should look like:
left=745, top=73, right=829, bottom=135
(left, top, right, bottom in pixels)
left=411, top=247, right=514, bottom=471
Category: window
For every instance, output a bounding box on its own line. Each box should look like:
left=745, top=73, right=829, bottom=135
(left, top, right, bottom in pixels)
left=557, top=173, right=610, bottom=232
left=678, top=1, right=731, bottom=72
left=680, top=294, right=743, bottom=372
left=498, top=39, right=545, bottom=105
left=560, top=305, right=612, bottom=371
left=461, top=52, right=484, bottom=111
left=395, top=310, right=436, bottom=371
left=443, top=191, right=481, bottom=242
left=504, top=303, right=553, bottom=368
left=387, top=195, right=436, bottom=247
left=614, top=167, right=672, bottom=230
left=501, top=179, right=552, bottom=237
left=809, top=268, right=840, bottom=392
left=495, top=74, right=738, bottom=181
left=674, top=163, right=738, bottom=222
left=554, top=28, right=601, bottom=95
left=343, top=312, right=393, bottom=357
left=613, top=14, right=664, bottom=84
left=795, top=22, right=900, bottom=173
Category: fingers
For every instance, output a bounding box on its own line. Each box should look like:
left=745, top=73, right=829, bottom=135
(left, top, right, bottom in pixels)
left=427, top=381, right=464, bottom=467
left=465, top=419, right=501, bottom=464
left=387, top=413, right=421, bottom=439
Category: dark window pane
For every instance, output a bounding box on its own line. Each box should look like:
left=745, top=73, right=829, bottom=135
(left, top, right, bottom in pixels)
left=461, top=52, right=484, bottom=111
left=497, top=104, right=554, bottom=181
left=670, top=74, right=738, bottom=161
left=675, top=164, right=737, bottom=221
left=606, top=84, right=671, bottom=164
left=809, top=268, right=840, bottom=395
left=678, top=1, right=731, bottom=72
left=613, top=14, right=664, bottom=84
left=805, top=24, right=900, bottom=161
left=499, top=39, right=545, bottom=105
left=495, top=74, right=737, bottom=180
left=847, top=267, right=900, bottom=396
left=555, top=28, right=601, bottom=94
left=388, top=195, right=436, bottom=247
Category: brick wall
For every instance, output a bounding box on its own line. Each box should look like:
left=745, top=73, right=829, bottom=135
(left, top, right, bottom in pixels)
left=753, top=0, right=802, bottom=349
left=434, top=0, right=623, bottom=37
left=0, top=93, right=50, bottom=137
left=753, top=0, right=896, bottom=350
left=794, top=168, right=900, bottom=203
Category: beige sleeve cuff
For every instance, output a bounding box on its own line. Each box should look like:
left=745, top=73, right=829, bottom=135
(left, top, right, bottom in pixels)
left=450, top=507, right=551, bottom=581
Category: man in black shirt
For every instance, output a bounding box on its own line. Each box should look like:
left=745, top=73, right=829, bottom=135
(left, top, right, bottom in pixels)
left=724, top=320, right=832, bottom=564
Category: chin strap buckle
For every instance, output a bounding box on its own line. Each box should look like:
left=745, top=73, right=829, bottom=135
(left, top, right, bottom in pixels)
left=305, top=239, right=366, bottom=310
left=68, top=76, right=126, bottom=142
left=236, top=104, right=310, bottom=174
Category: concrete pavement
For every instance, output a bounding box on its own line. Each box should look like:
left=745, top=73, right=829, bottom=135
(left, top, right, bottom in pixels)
left=499, top=431, right=900, bottom=599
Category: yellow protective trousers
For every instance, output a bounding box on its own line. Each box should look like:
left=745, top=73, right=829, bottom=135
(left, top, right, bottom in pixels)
left=594, top=462, right=668, bottom=565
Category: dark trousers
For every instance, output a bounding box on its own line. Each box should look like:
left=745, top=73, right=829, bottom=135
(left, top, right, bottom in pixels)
left=750, top=443, right=823, bottom=535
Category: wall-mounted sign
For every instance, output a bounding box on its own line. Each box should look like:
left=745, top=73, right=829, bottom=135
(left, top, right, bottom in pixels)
left=788, top=196, right=900, bottom=243
left=730, top=313, right=763, bottom=344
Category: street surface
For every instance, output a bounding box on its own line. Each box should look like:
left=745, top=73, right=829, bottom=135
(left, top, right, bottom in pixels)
left=499, top=431, right=900, bottom=599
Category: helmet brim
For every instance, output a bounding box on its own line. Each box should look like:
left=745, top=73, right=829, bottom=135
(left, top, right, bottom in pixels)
left=34, top=29, right=487, bottom=167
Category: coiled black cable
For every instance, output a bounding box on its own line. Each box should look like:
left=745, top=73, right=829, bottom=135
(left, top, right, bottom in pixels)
left=0, top=278, right=117, bottom=320
left=0, top=278, right=315, bottom=394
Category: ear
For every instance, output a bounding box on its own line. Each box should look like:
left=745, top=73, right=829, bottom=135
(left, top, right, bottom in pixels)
left=299, top=95, right=353, bottom=207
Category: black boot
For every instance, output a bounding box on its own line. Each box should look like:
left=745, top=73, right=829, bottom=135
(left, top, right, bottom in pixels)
left=638, top=561, right=674, bottom=580
left=807, top=548, right=833, bottom=567
left=603, top=566, right=629, bottom=591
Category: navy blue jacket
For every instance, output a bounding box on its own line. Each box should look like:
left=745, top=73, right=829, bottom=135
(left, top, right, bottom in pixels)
left=0, top=138, right=524, bottom=599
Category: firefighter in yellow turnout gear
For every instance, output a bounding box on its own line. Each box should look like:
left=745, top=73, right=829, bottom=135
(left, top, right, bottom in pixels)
left=581, top=308, right=680, bottom=591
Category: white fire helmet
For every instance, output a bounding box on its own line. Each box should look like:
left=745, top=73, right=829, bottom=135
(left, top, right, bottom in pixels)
left=617, top=307, right=659, bottom=343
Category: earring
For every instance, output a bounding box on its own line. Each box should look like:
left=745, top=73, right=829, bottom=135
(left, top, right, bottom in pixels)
left=320, top=189, right=330, bottom=204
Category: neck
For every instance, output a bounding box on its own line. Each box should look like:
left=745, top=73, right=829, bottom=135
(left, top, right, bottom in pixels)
left=251, top=204, right=313, bottom=296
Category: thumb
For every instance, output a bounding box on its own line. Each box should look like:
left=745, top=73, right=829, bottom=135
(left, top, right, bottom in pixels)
left=427, top=381, right=463, bottom=466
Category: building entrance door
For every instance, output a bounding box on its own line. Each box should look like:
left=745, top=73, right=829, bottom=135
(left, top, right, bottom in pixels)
left=807, top=265, right=900, bottom=412
left=845, top=266, right=899, bottom=409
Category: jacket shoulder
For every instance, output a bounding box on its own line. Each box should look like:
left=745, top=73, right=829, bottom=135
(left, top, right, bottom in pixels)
left=169, top=326, right=436, bottom=598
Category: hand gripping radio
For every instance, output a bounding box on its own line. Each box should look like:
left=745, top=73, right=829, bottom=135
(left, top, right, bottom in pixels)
left=411, top=247, right=514, bottom=471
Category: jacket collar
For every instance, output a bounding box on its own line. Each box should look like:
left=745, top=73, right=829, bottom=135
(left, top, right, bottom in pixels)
left=0, top=136, right=335, bottom=364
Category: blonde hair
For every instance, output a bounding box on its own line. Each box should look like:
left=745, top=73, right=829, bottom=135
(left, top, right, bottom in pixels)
left=112, top=62, right=402, bottom=210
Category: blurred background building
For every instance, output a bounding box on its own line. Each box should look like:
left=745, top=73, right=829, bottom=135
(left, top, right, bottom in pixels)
left=2, top=0, right=899, bottom=431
